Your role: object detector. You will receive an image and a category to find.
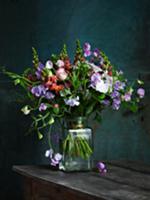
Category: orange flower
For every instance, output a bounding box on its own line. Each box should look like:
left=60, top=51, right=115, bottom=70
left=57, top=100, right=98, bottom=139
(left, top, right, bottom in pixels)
left=50, top=83, right=64, bottom=92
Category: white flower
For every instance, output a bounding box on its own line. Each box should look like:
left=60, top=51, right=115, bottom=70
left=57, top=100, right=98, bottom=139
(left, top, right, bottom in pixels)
left=45, top=149, right=53, bottom=158
left=54, top=153, right=62, bottom=161
left=56, top=60, right=64, bottom=67
left=95, top=80, right=109, bottom=93
left=89, top=62, right=102, bottom=73
left=45, top=60, right=53, bottom=69
left=21, top=105, right=31, bottom=115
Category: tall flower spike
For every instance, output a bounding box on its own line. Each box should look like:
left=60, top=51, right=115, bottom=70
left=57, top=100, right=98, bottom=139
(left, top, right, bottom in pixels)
left=32, top=47, right=39, bottom=68
left=60, top=44, right=68, bottom=60
left=74, top=39, right=84, bottom=64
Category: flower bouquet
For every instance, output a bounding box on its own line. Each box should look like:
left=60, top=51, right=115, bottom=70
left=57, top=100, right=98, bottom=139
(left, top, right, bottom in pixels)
left=3, top=40, right=145, bottom=171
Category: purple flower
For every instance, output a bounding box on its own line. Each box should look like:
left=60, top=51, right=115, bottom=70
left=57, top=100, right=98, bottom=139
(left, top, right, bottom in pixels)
left=35, top=71, right=41, bottom=79
left=137, top=88, right=145, bottom=98
left=44, top=91, right=55, bottom=100
left=84, top=50, right=91, bottom=57
left=123, top=93, right=132, bottom=102
left=111, top=90, right=120, bottom=98
left=90, top=73, right=101, bottom=85
left=83, top=43, right=91, bottom=57
left=112, top=98, right=121, bottom=110
left=114, top=81, right=125, bottom=91
left=93, top=48, right=100, bottom=57
left=102, top=99, right=110, bottom=106
left=83, top=42, right=91, bottom=51
left=35, top=62, right=45, bottom=79
left=97, top=162, right=107, bottom=174
left=64, top=96, right=80, bottom=107
left=31, top=85, right=46, bottom=97
left=39, top=103, right=47, bottom=112
left=51, top=153, right=62, bottom=166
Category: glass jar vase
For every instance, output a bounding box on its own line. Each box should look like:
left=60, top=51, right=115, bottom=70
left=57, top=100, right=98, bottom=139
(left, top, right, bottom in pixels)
left=59, top=117, right=93, bottom=172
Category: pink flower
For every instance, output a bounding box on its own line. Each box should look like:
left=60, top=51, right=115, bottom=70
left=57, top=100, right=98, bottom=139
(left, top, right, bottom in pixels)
left=56, top=68, right=68, bottom=81
left=137, top=88, right=145, bottom=98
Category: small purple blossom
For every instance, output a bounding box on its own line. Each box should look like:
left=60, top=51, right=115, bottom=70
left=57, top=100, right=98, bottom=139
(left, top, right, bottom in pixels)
left=111, top=90, right=120, bottom=99
left=51, top=153, right=62, bottom=166
left=45, top=149, right=62, bottom=167
left=83, top=43, right=91, bottom=57
left=35, top=62, right=45, bottom=79
left=83, top=42, right=91, bottom=51
left=112, top=98, right=121, bottom=110
left=64, top=96, right=80, bottom=107
left=90, top=73, right=101, bottom=88
left=93, top=48, right=100, bottom=57
left=137, top=88, right=145, bottom=98
left=31, top=85, right=46, bottom=97
left=114, top=81, right=125, bottom=91
left=97, top=162, right=107, bottom=174
left=123, top=93, right=132, bottom=102
left=39, top=103, right=47, bottom=112
left=44, top=91, right=55, bottom=100
left=102, top=99, right=110, bottom=106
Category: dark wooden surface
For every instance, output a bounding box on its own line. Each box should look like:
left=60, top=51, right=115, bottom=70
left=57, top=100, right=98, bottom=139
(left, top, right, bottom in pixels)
left=13, top=161, right=150, bottom=200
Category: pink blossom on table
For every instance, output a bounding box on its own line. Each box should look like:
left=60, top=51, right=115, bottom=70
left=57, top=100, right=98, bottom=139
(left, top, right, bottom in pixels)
left=45, top=60, right=53, bottom=69
left=97, top=162, right=107, bottom=175
left=56, top=67, right=68, bottom=81
left=137, top=88, right=145, bottom=98
left=51, top=153, right=62, bottom=166
left=56, top=59, right=64, bottom=67
left=39, top=103, right=47, bottom=111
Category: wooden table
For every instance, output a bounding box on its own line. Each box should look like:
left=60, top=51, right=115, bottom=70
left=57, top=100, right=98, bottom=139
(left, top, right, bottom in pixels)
left=13, top=161, right=150, bottom=200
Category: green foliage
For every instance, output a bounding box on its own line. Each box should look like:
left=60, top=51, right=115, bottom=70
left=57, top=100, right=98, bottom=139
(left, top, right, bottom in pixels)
left=32, top=47, right=39, bottom=68
left=60, top=44, right=68, bottom=59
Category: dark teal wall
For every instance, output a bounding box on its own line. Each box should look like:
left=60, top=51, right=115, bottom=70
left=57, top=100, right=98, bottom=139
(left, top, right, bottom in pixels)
left=0, top=0, right=150, bottom=199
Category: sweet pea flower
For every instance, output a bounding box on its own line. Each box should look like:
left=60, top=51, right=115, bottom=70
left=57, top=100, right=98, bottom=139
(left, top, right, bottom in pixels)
left=44, top=91, right=55, bottom=100
left=51, top=153, right=62, bottom=166
left=122, top=92, right=132, bottom=102
left=83, top=42, right=91, bottom=57
left=35, top=62, right=45, bottom=79
left=31, top=85, right=46, bottom=97
left=45, top=60, right=53, bottom=69
left=83, top=42, right=91, bottom=51
left=114, top=81, right=125, bottom=91
left=137, top=88, right=145, bottom=98
left=90, top=73, right=109, bottom=93
left=45, top=149, right=53, bottom=158
left=56, top=59, right=64, bottom=67
left=56, top=68, right=68, bottom=81
left=39, top=103, right=47, bottom=112
left=93, top=48, right=100, bottom=57
left=112, top=98, right=121, bottom=110
left=97, top=162, right=107, bottom=174
left=64, top=96, right=80, bottom=107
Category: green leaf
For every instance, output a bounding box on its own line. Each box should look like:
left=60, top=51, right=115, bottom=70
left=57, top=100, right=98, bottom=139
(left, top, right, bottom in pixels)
left=98, top=94, right=105, bottom=100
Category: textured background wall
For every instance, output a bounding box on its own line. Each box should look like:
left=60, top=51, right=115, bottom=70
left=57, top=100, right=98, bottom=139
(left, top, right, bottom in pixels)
left=0, top=0, right=150, bottom=199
